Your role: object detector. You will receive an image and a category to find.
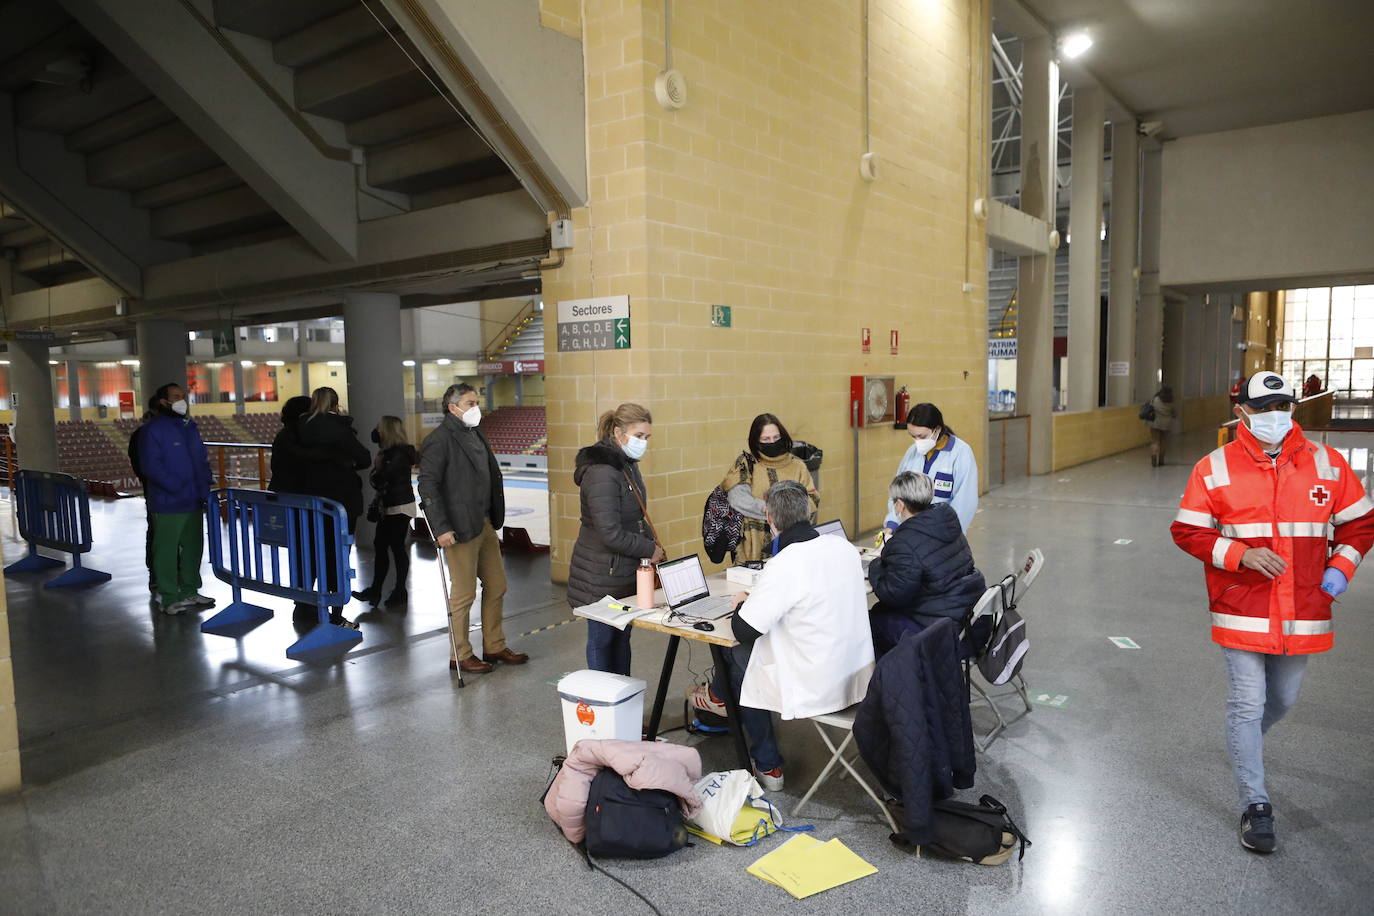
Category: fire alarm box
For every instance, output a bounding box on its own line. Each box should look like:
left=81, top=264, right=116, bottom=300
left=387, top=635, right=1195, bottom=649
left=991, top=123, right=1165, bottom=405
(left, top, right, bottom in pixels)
left=850, top=375, right=895, bottom=427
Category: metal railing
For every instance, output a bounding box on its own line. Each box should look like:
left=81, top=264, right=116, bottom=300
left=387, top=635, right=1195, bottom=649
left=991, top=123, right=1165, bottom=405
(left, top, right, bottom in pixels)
left=203, top=440, right=273, bottom=490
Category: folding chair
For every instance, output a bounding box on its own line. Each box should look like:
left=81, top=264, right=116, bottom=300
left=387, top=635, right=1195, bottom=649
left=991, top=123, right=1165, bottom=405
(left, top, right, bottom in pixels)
left=962, top=548, right=1042, bottom=752
left=793, top=705, right=899, bottom=833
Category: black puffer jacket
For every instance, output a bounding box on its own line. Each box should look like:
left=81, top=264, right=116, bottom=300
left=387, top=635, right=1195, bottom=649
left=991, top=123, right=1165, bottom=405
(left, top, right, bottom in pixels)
left=854, top=618, right=976, bottom=845
left=371, top=444, right=418, bottom=507
left=566, top=441, right=656, bottom=608
left=417, top=414, right=505, bottom=544
left=294, top=412, right=371, bottom=520
left=868, top=502, right=985, bottom=625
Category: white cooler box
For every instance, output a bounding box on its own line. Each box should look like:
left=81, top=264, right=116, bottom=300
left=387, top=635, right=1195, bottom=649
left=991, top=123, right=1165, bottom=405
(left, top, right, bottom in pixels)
left=556, top=670, right=646, bottom=753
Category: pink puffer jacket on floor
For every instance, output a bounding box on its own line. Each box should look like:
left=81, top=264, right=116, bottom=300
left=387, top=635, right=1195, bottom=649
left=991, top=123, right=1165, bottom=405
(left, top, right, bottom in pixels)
left=544, top=739, right=703, bottom=843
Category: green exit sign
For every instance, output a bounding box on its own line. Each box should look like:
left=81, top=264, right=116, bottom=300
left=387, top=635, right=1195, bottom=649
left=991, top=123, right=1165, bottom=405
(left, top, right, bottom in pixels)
left=614, top=317, right=630, bottom=349
left=711, top=304, right=732, bottom=327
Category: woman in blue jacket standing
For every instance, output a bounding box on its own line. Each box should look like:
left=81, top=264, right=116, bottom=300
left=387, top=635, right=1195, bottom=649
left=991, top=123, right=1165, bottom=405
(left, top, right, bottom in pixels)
left=885, top=402, right=978, bottom=533
left=137, top=382, right=215, bottom=616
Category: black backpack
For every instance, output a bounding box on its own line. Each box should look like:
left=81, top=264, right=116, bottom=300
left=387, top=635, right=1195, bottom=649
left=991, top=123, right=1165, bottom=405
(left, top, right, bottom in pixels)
left=584, top=768, right=689, bottom=860
left=1138, top=401, right=1155, bottom=422
left=977, top=575, right=1029, bottom=686
left=924, top=794, right=1031, bottom=865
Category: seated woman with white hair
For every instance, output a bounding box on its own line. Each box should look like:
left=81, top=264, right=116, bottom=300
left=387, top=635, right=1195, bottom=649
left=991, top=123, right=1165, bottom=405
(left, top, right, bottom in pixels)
left=867, top=471, right=986, bottom=658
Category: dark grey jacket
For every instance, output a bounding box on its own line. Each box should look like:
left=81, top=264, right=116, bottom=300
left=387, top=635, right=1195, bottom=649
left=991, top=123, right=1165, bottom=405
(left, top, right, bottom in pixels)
left=417, top=414, right=505, bottom=544
left=566, top=441, right=656, bottom=608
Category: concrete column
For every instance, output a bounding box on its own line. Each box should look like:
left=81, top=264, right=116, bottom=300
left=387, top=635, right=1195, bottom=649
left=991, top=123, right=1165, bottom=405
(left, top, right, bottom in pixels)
left=515, top=374, right=524, bottom=406
left=10, top=339, right=59, bottom=471
left=412, top=361, right=423, bottom=407
left=1014, top=36, right=1058, bottom=474
left=1106, top=120, right=1139, bottom=407
left=1162, top=295, right=1187, bottom=428
left=342, top=291, right=404, bottom=537
left=231, top=361, right=246, bottom=415
left=1134, top=147, right=1164, bottom=403
left=135, top=318, right=188, bottom=405
left=1200, top=295, right=1219, bottom=397
left=1066, top=85, right=1104, bottom=411
left=484, top=375, right=495, bottom=411
left=299, top=360, right=310, bottom=397
left=66, top=359, right=82, bottom=421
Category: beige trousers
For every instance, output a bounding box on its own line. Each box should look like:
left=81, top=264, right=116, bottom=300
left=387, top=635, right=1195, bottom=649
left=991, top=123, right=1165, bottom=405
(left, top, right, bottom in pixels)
left=444, top=521, right=508, bottom=661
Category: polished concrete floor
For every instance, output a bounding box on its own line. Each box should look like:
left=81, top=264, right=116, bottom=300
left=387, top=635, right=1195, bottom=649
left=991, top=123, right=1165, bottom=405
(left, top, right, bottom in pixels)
left=2, top=428, right=1373, bottom=914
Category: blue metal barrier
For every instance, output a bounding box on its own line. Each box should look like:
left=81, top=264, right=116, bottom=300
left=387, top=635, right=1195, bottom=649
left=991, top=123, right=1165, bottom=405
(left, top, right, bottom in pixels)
left=3, top=470, right=112, bottom=587
left=200, top=488, right=362, bottom=661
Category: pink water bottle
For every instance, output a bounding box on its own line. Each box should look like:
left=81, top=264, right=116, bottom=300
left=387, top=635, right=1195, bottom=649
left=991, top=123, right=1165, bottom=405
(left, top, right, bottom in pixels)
left=636, top=559, right=655, bottom=609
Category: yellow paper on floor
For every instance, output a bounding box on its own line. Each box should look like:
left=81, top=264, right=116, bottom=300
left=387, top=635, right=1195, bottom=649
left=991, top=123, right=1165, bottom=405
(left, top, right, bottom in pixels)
left=746, top=834, right=821, bottom=888
left=749, top=836, right=877, bottom=899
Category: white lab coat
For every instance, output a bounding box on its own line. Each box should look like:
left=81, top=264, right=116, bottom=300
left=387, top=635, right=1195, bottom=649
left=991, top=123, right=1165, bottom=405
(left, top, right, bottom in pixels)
left=735, top=535, right=874, bottom=720
left=884, top=434, right=979, bottom=531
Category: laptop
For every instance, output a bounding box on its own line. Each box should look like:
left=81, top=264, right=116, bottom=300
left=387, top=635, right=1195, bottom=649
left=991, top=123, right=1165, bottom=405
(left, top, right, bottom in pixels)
left=814, top=518, right=848, bottom=539
left=657, top=555, right=738, bottom=619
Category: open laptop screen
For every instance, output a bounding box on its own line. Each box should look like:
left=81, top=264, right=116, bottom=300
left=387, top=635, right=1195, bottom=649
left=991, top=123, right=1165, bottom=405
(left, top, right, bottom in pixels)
left=814, top=518, right=848, bottom=540
left=658, top=555, right=710, bottom=607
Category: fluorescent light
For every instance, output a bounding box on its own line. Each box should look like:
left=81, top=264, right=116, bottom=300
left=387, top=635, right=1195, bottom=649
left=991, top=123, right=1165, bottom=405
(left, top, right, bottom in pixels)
left=266, top=360, right=285, bottom=367
left=120, top=359, right=139, bottom=366
left=0, top=361, right=9, bottom=365
left=240, top=360, right=254, bottom=367
left=402, top=359, right=415, bottom=367
left=1061, top=32, right=1092, bottom=59
left=327, top=360, right=344, bottom=367
left=48, top=360, right=58, bottom=365
left=436, top=358, right=452, bottom=366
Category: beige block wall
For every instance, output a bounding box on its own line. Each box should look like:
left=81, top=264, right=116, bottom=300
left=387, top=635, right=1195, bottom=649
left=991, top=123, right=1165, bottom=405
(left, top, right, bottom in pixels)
left=0, top=546, right=19, bottom=793
left=541, top=0, right=990, bottom=580
left=1051, top=406, right=1152, bottom=472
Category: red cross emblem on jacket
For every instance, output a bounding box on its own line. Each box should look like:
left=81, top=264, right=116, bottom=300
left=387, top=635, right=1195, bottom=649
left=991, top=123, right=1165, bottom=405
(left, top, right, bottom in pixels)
left=1310, top=485, right=1330, bottom=506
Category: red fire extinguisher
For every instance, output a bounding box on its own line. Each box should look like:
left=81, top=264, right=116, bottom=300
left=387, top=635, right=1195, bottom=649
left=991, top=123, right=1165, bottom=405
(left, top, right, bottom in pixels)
left=894, top=385, right=910, bottom=429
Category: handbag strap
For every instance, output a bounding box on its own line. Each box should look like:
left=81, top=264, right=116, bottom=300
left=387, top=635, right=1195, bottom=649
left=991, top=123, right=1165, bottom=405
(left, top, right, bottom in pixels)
left=623, top=468, right=661, bottom=547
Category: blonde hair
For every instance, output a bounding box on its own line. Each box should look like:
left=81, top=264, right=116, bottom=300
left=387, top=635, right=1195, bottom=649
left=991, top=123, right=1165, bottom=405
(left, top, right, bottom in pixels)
left=307, top=386, right=339, bottom=419
left=597, top=403, right=652, bottom=441
left=376, top=415, right=409, bottom=450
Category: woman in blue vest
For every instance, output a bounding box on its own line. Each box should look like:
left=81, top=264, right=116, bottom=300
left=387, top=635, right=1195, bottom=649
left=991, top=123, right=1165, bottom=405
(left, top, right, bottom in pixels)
left=884, top=402, right=978, bottom=533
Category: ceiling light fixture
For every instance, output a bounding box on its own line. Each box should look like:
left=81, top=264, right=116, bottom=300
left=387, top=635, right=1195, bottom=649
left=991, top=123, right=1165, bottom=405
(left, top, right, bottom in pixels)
left=402, top=360, right=416, bottom=367
left=436, top=358, right=452, bottom=366
left=1060, top=32, right=1092, bottom=59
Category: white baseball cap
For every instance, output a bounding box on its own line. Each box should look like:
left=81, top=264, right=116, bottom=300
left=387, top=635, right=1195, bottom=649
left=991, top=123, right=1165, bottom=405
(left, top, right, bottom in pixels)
left=1238, top=371, right=1297, bottom=409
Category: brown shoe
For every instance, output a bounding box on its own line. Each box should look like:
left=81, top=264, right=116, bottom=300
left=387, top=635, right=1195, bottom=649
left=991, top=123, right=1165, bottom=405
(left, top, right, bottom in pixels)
left=482, top=647, right=530, bottom=665
left=452, top=656, right=494, bottom=673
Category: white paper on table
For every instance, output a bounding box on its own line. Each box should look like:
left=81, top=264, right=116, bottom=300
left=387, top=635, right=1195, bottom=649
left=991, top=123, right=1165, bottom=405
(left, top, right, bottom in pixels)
left=571, top=595, right=659, bottom=630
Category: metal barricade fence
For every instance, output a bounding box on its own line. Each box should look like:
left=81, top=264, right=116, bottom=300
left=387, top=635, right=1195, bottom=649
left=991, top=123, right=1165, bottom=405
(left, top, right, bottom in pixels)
left=200, top=488, right=362, bottom=661
left=3, top=469, right=111, bottom=587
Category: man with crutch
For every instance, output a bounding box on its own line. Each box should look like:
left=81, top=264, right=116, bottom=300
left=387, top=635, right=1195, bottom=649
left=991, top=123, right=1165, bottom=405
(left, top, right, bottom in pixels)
left=417, top=383, right=529, bottom=675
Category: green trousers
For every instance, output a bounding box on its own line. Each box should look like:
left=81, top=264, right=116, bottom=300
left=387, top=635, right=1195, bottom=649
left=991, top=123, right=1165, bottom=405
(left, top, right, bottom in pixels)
left=153, top=512, right=203, bottom=606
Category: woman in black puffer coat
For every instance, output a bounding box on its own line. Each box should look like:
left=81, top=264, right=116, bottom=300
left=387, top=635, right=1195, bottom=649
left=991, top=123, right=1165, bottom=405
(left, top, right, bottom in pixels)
left=295, top=387, right=371, bottom=628
left=353, top=415, right=418, bottom=608
left=568, top=403, right=665, bottom=675
left=867, top=470, right=986, bottom=658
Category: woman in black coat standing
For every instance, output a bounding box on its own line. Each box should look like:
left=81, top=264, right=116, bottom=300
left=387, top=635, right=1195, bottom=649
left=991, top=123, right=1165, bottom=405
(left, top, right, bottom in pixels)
left=567, top=402, right=665, bottom=675
left=867, top=470, right=986, bottom=658
left=295, top=387, right=371, bottom=628
left=352, top=415, right=418, bottom=608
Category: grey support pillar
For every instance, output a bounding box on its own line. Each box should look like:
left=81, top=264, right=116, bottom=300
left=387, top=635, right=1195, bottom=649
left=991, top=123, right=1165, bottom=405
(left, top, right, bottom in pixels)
left=231, top=361, right=246, bottom=415
left=1066, top=85, right=1104, bottom=411
left=66, top=360, right=82, bottom=421
left=299, top=360, right=310, bottom=397
left=343, top=291, right=404, bottom=538
left=10, top=339, right=59, bottom=472
left=135, top=318, right=188, bottom=405
left=515, top=374, right=524, bottom=406
left=484, top=376, right=495, bottom=411
left=411, top=361, right=423, bottom=407
left=1014, top=36, right=1059, bottom=475
left=1106, top=120, right=1139, bottom=407
left=1162, top=295, right=1187, bottom=428
left=1134, top=147, right=1164, bottom=403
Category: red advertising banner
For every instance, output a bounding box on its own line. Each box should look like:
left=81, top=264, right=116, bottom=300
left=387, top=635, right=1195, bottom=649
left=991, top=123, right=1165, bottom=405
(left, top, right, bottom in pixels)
left=118, top=390, right=135, bottom=416
left=477, top=360, right=544, bottom=375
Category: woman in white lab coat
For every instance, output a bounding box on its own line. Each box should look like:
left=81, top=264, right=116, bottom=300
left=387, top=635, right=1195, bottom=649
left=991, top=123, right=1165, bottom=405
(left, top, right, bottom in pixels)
left=885, top=402, right=978, bottom=533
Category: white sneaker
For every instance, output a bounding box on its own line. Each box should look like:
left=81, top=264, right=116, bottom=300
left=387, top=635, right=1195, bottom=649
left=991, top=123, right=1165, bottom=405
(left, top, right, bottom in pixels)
left=161, top=598, right=196, bottom=616
left=187, top=593, right=216, bottom=608
left=756, top=766, right=784, bottom=792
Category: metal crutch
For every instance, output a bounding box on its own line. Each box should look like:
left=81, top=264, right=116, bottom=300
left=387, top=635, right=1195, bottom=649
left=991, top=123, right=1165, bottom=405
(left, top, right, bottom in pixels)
left=420, top=502, right=466, bottom=687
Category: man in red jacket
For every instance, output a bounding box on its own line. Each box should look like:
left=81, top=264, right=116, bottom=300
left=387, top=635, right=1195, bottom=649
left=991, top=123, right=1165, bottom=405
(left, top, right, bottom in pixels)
left=1172, top=371, right=1374, bottom=853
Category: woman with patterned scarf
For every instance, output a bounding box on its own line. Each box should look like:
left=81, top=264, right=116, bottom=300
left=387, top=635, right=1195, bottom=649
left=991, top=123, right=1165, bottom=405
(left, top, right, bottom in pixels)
left=719, top=413, right=819, bottom=562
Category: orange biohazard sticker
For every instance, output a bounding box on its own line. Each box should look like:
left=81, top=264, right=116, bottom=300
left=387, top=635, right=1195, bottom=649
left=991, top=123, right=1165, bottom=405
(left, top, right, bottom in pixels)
left=576, top=702, right=595, bottom=725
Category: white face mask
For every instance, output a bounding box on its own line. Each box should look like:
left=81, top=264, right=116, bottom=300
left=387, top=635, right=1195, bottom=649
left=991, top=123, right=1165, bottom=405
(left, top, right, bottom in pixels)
left=913, top=437, right=937, bottom=456
left=1246, top=409, right=1292, bottom=446
left=620, top=435, right=647, bottom=461
left=171, top=400, right=188, bottom=417
left=459, top=404, right=481, bottom=427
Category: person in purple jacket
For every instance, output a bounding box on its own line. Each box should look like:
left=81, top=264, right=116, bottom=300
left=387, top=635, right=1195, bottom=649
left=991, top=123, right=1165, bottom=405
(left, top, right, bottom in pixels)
left=136, top=382, right=215, bottom=616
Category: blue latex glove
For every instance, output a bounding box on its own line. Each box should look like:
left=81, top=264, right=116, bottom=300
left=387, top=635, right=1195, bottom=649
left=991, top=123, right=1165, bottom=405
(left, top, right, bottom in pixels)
left=1321, top=568, right=1348, bottom=597
left=884, top=520, right=899, bottom=532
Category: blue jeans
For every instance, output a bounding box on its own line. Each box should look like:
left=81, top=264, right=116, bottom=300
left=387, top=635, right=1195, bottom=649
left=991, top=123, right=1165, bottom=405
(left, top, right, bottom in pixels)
left=586, top=621, right=632, bottom=676
left=1221, top=647, right=1308, bottom=812
left=712, top=643, right=783, bottom=772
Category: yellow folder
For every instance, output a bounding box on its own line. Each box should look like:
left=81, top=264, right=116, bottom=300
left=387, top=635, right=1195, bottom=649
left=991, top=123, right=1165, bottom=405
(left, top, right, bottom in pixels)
left=747, top=835, right=877, bottom=899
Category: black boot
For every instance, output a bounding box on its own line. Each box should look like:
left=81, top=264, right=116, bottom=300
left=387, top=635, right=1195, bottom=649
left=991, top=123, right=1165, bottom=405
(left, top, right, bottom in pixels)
left=385, top=587, right=408, bottom=607
left=351, top=586, right=382, bottom=605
